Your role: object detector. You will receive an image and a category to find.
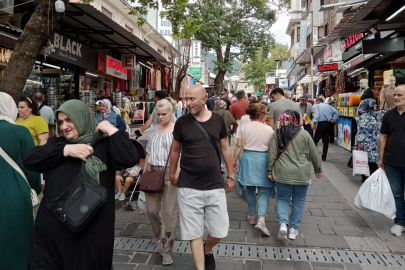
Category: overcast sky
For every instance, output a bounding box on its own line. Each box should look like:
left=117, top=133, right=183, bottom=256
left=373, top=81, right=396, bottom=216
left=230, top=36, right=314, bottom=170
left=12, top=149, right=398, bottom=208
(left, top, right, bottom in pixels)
left=271, top=12, right=291, bottom=46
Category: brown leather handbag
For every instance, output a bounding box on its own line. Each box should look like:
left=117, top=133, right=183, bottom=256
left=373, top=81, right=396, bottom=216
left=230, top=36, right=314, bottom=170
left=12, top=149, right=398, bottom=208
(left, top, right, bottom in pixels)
left=139, top=151, right=170, bottom=193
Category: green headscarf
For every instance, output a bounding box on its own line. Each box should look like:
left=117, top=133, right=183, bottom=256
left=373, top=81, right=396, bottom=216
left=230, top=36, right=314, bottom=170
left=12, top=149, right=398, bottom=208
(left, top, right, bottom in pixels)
left=56, top=100, right=107, bottom=183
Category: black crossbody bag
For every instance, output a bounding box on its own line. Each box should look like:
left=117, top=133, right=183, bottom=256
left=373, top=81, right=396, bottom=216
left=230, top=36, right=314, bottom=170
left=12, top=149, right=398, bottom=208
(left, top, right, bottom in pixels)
left=44, top=132, right=107, bottom=232
left=192, top=117, right=221, bottom=166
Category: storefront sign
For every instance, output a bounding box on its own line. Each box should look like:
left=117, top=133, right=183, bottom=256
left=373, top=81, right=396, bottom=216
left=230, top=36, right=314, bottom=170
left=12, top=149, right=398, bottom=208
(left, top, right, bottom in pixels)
left=192, top=40, right=201, bottom=63
left=337, top=117, right=352, bottom=151
left=279, top=79, right=288, bottom=88
left=297, top=69, right=306, bottom=81
left=300, top=20, right=307, bottom=53
left=313, top=27, right=319, bottom=45
left=324, top=40, right=343, bottom=62
left=266, top=77, right=275, bottom=84
left=187, top=67, right=202, bottom=78
left=363, top=37, right=405, bottom=54
left=276, top=69, right=287, bottom=78
left=121, top=55, right=136, bottom=69
left=106, top=56, right=127, bottom=80
left=48, top=31, right=96, bottom=70
left=344, top=33, right=365, bottom=51
left=318, top=63, right=338, bottom=72
left=343, top=53, right=376, bottom=70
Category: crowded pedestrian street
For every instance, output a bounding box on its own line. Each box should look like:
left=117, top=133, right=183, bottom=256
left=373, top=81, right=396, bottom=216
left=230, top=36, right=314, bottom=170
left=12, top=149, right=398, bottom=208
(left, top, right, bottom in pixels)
left=2, top=0, right=405, bottom=270
left=98, top=127, right=405, bottom=270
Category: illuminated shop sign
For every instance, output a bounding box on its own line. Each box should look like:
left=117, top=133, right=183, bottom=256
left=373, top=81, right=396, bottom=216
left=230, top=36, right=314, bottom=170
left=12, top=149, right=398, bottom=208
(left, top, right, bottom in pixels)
left=318, top=63, right=338, bottom=72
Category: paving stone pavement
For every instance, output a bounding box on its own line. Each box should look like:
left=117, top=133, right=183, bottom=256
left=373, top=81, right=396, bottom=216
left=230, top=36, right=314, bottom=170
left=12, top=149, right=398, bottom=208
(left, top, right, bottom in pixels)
left=114, top=143, right=403, bottom=254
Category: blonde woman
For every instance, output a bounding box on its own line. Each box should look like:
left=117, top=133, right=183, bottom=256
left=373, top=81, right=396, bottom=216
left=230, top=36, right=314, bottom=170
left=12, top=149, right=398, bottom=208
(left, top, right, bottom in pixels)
left=144, top=98, right=179, bottom=266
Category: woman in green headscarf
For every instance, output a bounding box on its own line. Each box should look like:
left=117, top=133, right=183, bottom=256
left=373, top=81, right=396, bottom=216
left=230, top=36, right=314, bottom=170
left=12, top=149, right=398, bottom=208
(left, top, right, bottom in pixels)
left=24, top=100, right=139, bottom=270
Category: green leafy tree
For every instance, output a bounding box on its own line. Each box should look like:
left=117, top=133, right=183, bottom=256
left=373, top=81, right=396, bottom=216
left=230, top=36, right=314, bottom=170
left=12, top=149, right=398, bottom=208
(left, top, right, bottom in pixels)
left=241, top=43, right=290, bottom=92
left=187, top=0, right=289, bottom=95
left=0, top=0, right=198, bottom=101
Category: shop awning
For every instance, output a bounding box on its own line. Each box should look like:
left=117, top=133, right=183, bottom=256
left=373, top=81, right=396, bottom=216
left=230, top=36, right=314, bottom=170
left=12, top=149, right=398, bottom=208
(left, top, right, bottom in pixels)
left=337, top=0, right=404, bottom=38
left=60, top=3, right=168, bottom=64
left=287, top=46, right=324, bottom=77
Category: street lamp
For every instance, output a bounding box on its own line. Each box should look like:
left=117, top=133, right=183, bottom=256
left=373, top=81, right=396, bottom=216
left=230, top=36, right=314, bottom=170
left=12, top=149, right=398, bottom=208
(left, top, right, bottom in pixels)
left=291, top=9, right=314, bottom=99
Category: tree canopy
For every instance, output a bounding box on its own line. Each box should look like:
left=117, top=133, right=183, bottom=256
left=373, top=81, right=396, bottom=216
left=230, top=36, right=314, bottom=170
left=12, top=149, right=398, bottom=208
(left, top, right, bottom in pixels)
left=185, top=0, right=288, bottom=94
left=241, top=43, right=290, bottom=92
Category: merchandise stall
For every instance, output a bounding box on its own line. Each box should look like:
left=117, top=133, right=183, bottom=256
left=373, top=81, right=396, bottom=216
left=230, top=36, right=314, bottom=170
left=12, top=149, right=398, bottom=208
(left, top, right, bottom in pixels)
left=337, top=92, right=361, bottom=151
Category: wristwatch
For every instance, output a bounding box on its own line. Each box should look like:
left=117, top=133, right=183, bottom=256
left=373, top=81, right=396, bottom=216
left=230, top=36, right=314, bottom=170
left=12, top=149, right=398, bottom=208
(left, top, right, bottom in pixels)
left=227, top=175, right=235, bottom=180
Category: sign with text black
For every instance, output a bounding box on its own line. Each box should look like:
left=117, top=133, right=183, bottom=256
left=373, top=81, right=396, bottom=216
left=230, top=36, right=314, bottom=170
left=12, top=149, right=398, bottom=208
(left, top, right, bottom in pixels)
left=47, top=31, right=97, bottom=70
left=318, top=63, right=338, bottom=72
left=362, top=38, right=405, bottom=54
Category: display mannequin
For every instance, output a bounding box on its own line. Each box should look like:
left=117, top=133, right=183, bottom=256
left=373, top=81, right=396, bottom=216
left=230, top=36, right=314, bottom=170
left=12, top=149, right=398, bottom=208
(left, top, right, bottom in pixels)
left=360, top=79, right=374, bottom=100
left=296, top=84, right=303, bottom=96
left=380, top=76, right=396, bottom=109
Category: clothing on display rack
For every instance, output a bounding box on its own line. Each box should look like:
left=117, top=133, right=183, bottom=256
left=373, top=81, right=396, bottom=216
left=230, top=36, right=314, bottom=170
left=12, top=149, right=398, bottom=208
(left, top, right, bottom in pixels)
left=156, top=69, right=162, bottom=90
left=150, top=69, right=155, bottom=89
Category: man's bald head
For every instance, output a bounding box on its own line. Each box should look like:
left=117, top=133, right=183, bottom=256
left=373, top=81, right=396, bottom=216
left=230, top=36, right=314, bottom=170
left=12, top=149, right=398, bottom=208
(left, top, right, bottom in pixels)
left=185, top=85, right=207, bottom=116
left=394, top=85, right=405, bottom=107
left=33, top=92, right=44, bottom=103
left=186, top=85, right=206, bottom=98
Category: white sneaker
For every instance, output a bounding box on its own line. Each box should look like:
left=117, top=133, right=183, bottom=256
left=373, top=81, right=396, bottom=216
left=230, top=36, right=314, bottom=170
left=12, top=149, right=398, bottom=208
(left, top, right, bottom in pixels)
left=115, top=192, right=121, bottom=200
left=390, top=224, right=405, bottom=236
left=288, top=228, right=299, bottom=240
left=278, top=223, right=288, bottom=241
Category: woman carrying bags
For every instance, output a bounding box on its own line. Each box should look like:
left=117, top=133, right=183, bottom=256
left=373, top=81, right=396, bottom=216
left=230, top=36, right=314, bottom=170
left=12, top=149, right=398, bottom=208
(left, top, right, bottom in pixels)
left=268, top=110, right=322, bottom=241
left=233, top=103, right=274, bottom=236
left=24, top=100, right=138, bottom=270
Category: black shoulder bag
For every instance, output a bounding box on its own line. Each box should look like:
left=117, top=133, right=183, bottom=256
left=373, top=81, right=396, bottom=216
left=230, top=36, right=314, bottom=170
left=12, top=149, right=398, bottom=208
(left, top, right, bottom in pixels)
left=192, top=116, right=221, bottom=166
left=44, top=132, right=107, bottom=232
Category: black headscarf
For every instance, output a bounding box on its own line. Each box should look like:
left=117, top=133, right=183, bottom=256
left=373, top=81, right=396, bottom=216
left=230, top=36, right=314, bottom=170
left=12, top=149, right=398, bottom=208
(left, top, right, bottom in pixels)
left=277, top=109, right=301, bottom=153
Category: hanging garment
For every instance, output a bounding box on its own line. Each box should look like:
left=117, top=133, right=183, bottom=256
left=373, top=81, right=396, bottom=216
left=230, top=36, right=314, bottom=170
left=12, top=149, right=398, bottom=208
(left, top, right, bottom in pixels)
left=156, top=70, right=162, bottom=90
left=150, top=69, right=155, bottom=89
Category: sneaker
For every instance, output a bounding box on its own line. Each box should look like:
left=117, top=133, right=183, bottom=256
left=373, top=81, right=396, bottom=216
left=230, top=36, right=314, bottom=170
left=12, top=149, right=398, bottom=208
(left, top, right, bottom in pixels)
left=390, top=224, right=405, bottom=236
left=162, top=254, right=173, bottom=265
left=115, top=193, right=121, bottom=200
left=277, top=223, right=288, bottom=241
left=204, top=245, right=216, bottom=270
left=118, top=194, right=126, bottom=201
left=254, top=221, right=270, bottom=237
left=247, top=214, right=258, bottom=225
left=288, top=228, right=299, bottom=240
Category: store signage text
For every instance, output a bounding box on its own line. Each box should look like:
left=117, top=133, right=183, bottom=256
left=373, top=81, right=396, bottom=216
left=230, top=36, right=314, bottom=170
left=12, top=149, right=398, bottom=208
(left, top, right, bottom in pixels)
left=192, top=40, right=201, bottom=63
left=47, top=31, right=96, bottom=70
left=53, top=33, right=82, bottom=57
left=345, top=33, right=365, bottom=50
left=121, top=55, right=136, bottom=69
left=106, top=56, right=128, bottom=80
left=343, top=53, right=376, bottom=70
left=318, top=63, right=338, bottom=72
left=276, top=69, right=287, bottom=78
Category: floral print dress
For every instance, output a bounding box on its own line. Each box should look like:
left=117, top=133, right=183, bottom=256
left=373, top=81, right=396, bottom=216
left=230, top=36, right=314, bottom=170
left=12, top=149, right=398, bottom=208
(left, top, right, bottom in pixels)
left=356, top=99, right=390, bottom=163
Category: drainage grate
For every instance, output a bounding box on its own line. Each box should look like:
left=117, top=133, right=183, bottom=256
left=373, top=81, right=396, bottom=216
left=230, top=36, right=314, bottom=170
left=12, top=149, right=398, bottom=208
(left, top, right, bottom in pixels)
left=114, top=237, right=405, bottom=268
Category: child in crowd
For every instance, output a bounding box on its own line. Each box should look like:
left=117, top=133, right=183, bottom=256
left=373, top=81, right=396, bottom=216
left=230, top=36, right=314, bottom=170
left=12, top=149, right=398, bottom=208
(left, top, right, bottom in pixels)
left=115, top=140, right=146, bottom=201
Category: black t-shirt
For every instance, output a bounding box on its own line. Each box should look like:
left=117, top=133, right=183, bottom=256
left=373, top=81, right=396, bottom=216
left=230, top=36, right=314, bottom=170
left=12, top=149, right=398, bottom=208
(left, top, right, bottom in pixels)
left=380, top=108, right=405, bottom=167
left=221, top=97, right=232, bottom=110
left=173, top=113, right=228, bottom=190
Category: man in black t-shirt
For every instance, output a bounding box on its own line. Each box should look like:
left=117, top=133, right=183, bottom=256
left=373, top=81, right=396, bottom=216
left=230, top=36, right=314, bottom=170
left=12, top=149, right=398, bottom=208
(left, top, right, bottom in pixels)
left=220, top=91, right=231, bottom=110
left=379, top=85, right=405, bottom=237
left=169, top=85, right=235, bottom=270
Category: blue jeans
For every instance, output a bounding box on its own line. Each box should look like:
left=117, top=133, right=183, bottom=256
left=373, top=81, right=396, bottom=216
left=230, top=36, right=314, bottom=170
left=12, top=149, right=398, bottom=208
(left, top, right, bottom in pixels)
left=275, top=182, right=309, bottom=229
left=246, top=186, right=271, bottom=217
left=385, top=164, right=405, bottom=227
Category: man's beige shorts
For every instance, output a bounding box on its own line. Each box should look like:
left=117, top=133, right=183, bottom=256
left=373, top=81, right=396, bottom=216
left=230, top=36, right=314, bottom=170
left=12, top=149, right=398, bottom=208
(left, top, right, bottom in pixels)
left=178, top=187, right=229, bottom=241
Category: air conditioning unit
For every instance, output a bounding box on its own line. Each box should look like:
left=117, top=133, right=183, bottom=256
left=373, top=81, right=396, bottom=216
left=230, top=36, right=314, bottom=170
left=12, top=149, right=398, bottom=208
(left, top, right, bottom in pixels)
left=0, top=0, right=14, bottom=15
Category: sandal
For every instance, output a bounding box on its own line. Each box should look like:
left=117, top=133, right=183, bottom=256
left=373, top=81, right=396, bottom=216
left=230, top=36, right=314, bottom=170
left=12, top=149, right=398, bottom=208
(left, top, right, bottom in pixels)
left=254, top=220, right=270, bottom=237
left=247, top=214, right=258, bottom=225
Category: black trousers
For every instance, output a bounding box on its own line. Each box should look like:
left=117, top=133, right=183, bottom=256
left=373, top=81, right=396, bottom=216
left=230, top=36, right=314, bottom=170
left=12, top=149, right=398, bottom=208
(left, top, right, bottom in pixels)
left=361, top=162, right=379, bottom=182
left=313, top=121, right=332, bottom=159
left=303, top=124, right=313, bottom=139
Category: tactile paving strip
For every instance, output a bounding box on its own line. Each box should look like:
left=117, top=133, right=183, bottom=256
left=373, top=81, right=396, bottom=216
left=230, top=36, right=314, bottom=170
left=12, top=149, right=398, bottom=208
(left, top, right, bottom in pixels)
left=114, top=237, right=405, bottom=267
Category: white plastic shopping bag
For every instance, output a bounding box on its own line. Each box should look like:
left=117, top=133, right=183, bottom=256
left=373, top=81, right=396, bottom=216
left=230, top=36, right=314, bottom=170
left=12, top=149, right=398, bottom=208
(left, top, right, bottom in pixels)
left=354, top=168, right=396, bottom=219
left=137, top=191, right=147, bottom=212
left=352, top=150, right=370, bottom=176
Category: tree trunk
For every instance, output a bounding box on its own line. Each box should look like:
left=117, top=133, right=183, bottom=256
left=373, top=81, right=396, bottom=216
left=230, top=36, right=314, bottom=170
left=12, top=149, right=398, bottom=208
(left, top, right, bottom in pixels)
left=0, top=0, right=69, bottom=101
left=213, top=70, right=225, bottom=96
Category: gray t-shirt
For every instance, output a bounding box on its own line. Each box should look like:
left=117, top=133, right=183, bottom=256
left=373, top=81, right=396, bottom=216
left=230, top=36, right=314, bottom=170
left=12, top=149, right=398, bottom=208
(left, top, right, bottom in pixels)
left=268, top=98, right=301, bottom=124
left=39, top=105, right=54, bottom=124
left=299, top=103, right=314, bottom=120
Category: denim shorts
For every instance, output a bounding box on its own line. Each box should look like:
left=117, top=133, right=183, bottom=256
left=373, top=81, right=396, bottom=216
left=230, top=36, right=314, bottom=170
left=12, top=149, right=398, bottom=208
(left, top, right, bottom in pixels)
left=178, top=188, right=229, bottom=240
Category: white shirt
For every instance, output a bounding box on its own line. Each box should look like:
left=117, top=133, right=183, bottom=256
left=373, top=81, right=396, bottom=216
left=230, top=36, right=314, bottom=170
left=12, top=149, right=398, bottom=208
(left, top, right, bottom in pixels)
left=126, top=165, right=142, bottom=174
left=38, top=104, right=54, bottom=124
left=146, top=130, right=173, bottom=166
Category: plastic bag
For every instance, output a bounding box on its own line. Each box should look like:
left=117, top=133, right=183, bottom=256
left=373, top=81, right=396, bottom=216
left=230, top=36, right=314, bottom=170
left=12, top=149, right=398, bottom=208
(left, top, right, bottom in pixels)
left=353, top=150, right=370, bottom=176
left=354, top=168, right=396, bottom=219
left=137, top=191, right=147, bottom=212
